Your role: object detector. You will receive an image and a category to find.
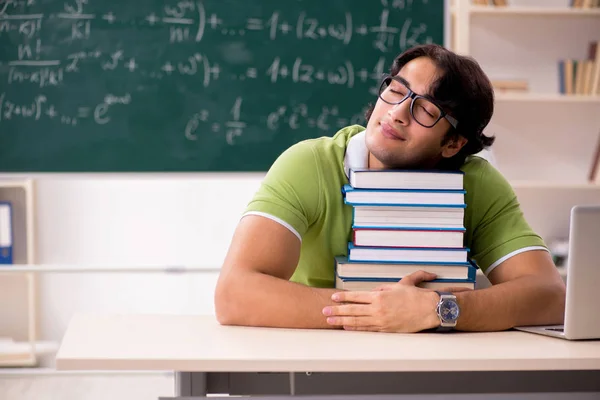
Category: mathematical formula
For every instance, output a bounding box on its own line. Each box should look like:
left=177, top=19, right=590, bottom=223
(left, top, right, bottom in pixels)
left=1, top=0, right=431, bottom=47
left=0, top=0, right=435, bottom=145
left=0, top=91, right=131, bottom=126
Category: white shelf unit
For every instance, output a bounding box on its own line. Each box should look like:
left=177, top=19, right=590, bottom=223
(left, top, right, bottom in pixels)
left=453, top=2, right=600, bottom=55
left=450, top=0, right=600, bottom=249
left=452, top=0, right=600, bottom=178
left=0, top=179, right=39, bottom=367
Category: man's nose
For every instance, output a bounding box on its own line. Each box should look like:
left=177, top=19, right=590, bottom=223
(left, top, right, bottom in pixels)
left=387, top=97, right=411, bottom=125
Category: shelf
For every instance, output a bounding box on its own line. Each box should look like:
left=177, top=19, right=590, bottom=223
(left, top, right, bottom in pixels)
left=0, top=179, right=38, bottom=370
left=0, top=179, right=31, bottom=189
left=495, top=93, right=600, bottom=103
left=0, top=340, right=58, bottom=367
left=466, top=6, right=600, bottom=16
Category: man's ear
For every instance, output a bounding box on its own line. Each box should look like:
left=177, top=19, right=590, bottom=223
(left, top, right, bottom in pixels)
left=442, top=135, right=468, bottom=158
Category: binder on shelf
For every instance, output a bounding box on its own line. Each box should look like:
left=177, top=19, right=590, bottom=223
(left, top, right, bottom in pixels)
left=589, top=130, right=600, bottom=184
left=0, top=202, right=14, bottom=264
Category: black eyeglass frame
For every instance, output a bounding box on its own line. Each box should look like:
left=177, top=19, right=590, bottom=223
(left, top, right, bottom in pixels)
left=378, top=75, right=459, bottom=129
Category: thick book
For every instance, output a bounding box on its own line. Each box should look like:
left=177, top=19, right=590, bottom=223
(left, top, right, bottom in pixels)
left=0, top=202, right=13, bottom=265
left=335, top=256, right=473, bottom=280
left=343, top=184, right=466, bottom=207
left=335, top=273, right=476, bottom=291
left=353, top=205, right=465, bottom=228
left=353, top=227, right=465, bottom=249
left=347, top=243, right=469, bottom=263
left=349, top=168, right=464, bottom=190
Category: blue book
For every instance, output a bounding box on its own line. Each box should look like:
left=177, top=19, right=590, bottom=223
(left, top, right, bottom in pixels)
left=0, top=202, right=13, bottom=264
left=335, top=266, right=477, bottom=291
left=342, top=184, right=466, bottom=207
left=335, top=256, right=473, bottom=280
left=349, top=168, right=464, bottom=190
left=347, top=242, right=470, bottom=263
left=558, top=60, right=565, bottom=95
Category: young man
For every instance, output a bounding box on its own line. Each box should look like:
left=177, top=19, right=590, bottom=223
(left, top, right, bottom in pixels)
left=214, top=44, right=565, bottom=333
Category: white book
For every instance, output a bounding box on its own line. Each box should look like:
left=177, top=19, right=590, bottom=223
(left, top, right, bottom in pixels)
left=348, top=243, right=469, bottom=263
left=335, top=257, right=473, bottom=280
left=353, top=228, right=464, bottom=248
left=343, top=185, right=465, bottom=206
left=349, top=169, right=464, bottom=190
left=354, top=206, right=465, bottom=219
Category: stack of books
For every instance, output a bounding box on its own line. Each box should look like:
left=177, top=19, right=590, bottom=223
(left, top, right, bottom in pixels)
left=491, top=79, right=529, bottom=94
left=570, top=0, right=600, bottom=8
left=472, top=0, right=507, bottom=6
left=558, top=40, right=600, bottom=96
left=336, top=169, right=477, bottom=291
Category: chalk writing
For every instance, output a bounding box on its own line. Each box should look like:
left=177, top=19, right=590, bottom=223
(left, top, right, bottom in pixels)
left=0, top=0, right=438, bottom=151
left=0, top=91, right=130, bottom=126
left=266, top=103, right=367, bottom=132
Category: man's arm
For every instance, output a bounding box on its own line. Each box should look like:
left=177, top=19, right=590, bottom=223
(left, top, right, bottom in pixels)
left=214, top=215, right=339, bottom=329
left=453, top=249, right=566, bottom=331
left=323, top=249, right=565, bottom=332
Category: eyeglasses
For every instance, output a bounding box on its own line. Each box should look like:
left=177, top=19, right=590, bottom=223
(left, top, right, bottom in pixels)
left=378, top=75, right=458, bottom=129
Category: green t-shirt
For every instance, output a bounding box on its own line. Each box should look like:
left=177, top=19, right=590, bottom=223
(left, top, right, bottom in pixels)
left=244, top=125, right=547, bottom=288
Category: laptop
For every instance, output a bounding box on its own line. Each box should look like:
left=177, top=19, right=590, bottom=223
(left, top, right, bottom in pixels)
left=515, top=205, right=600, bottom=340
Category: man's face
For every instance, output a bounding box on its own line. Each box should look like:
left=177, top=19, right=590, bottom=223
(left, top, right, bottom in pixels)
left=365, top=56, right=462, bottom=170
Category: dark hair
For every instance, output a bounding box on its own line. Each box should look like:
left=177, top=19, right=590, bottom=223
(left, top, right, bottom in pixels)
left=365, top=44, right=495, bottom=169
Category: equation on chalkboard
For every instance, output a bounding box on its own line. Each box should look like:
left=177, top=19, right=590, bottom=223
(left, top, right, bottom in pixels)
left=0, top=0, right=445, bottom=172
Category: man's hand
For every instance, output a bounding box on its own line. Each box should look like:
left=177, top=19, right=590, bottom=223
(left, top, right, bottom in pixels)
left=322, top=271, right=442, bottom=333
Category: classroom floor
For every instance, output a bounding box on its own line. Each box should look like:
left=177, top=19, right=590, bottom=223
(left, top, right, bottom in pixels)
left=0, top=371, right=174, bottom=400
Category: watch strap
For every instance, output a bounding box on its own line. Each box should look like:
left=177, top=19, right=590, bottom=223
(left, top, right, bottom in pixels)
left=435, top=291, right=457, bottom=332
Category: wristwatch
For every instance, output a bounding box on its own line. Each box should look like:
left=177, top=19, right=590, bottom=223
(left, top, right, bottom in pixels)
left=434, top=291, right=460, bottom=332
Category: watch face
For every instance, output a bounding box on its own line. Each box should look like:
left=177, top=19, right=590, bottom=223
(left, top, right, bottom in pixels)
left=440, top=299, right=460, bottom=323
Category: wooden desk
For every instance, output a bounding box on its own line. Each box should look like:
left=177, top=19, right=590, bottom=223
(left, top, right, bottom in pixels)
left=56, top=314, right=600, bottom=398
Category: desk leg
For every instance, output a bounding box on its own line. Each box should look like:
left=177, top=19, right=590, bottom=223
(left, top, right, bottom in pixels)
left=175, top=371, right=207, bottom=397
left=175, top=372, right=191, bottom=397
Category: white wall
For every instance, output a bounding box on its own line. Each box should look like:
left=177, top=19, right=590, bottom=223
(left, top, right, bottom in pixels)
left=33, top=174, right=264, bottom=346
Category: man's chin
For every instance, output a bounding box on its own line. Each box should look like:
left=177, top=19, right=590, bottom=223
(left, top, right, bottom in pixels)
left=369, top=150, right=411, bottom=170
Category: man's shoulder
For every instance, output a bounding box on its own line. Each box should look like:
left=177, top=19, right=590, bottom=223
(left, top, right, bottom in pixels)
left=460, top=154, right=491, bottom=175
left=461, top=155, right=509, bottom=190
left=291, top=125, right=365, bottom=155
left=265, top=125, right=364, bottom=187
left=271, top=125, right=365, bottom=179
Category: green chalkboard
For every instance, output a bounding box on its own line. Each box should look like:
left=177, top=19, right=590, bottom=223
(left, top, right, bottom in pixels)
left=0, top=0, right=445, bottom=172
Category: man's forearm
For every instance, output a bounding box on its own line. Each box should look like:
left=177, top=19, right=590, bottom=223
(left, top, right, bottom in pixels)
left=215, top=270, right=339, bottom=329
left=454, top=275, right=566, bottom=331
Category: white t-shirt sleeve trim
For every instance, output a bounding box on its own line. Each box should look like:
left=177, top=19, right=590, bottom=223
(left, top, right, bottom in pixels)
left=242, top=211, right=302, bottom=242
left=485, top=246, right=549, bottom=276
